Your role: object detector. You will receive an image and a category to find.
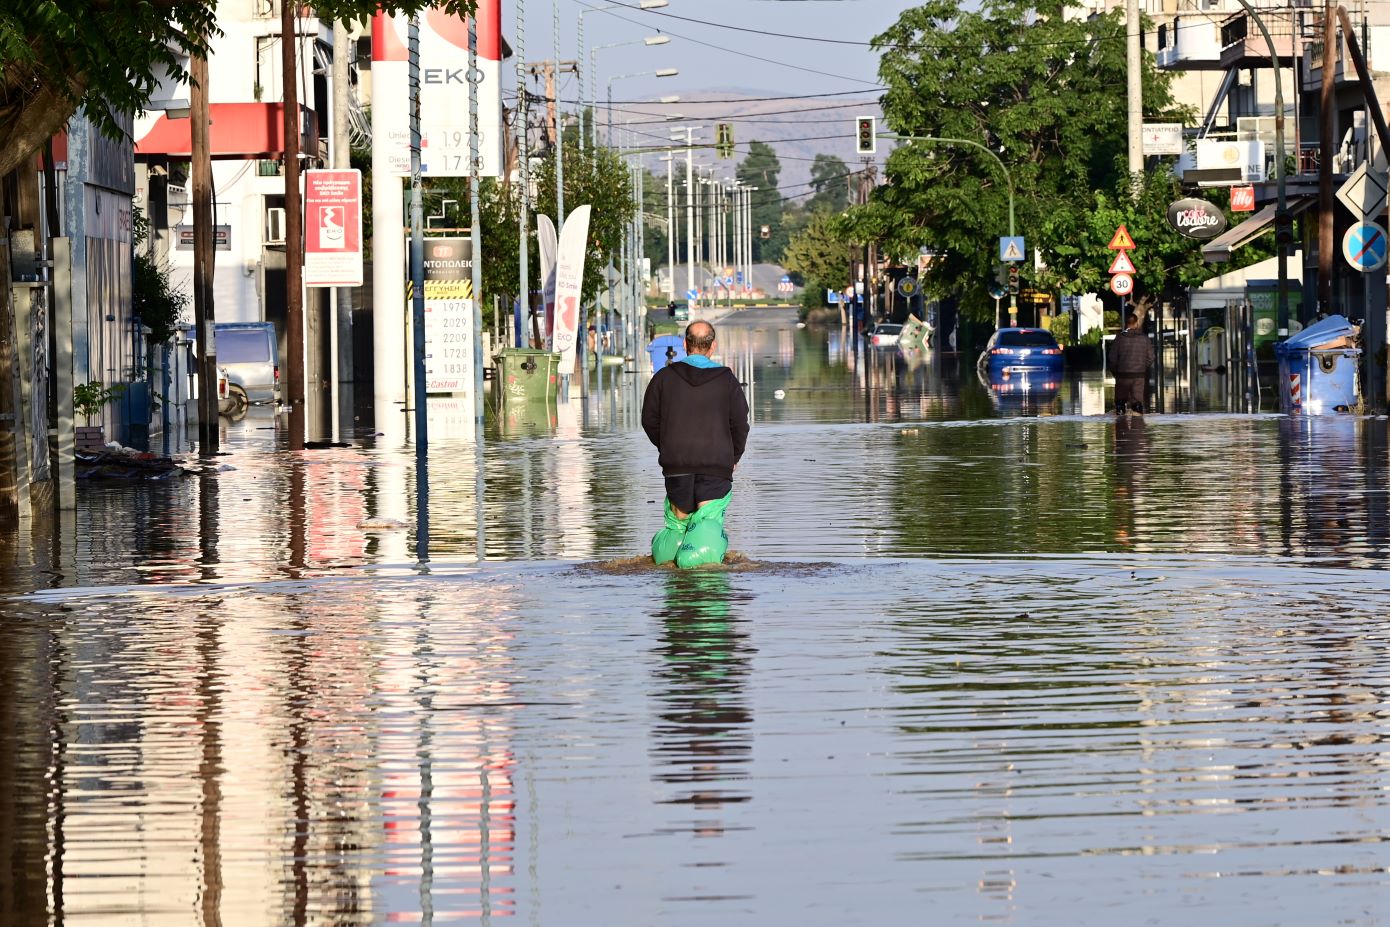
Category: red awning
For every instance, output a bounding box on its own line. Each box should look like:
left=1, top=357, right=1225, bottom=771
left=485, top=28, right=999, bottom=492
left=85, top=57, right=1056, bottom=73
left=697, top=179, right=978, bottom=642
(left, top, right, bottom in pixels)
left=135, top=103, right=316, bottom=160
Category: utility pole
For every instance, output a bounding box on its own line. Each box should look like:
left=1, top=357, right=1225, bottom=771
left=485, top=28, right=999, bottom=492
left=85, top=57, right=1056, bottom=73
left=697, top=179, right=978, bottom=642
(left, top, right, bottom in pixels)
left=190, top=47, right=217, bottom=455
left=281, top=0, right=305, bottom=451
left=685, top=128, right=696, bottom=303
left=1318, top=2, right=1336, bottom=312
left=331, top=20, right=352, bottom=443
left=516, top=0, right=529, bottom=347
left=1126, top=0, right=1143, bottom=185
left=666, top=159, right=676, bottom=300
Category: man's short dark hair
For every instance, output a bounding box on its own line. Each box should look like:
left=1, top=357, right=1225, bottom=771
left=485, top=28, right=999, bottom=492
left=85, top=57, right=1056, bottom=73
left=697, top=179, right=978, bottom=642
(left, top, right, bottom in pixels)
left=686, top=321, right=716, bottom=353
left=1126, top=312, right=1139, bottom=327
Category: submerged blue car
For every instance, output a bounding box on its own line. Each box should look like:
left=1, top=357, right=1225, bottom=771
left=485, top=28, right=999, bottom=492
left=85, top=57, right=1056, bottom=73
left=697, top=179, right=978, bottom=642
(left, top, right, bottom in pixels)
left=982, top=327, right=1065, bottom=375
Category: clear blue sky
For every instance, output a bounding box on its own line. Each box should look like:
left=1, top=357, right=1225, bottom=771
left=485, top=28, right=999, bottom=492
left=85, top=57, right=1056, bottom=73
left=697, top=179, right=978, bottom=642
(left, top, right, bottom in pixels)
left=517, top=0, right=908, bottom=102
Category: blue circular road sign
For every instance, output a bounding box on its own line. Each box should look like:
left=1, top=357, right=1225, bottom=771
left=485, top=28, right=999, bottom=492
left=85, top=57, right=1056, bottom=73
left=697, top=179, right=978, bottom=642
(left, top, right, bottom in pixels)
left=1343, top=221, right=1389, bottom=272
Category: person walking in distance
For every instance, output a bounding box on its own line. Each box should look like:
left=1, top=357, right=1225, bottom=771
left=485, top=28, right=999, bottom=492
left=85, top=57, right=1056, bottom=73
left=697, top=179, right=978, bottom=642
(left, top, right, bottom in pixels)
left=642, top=320, right=749, bottom=567
left=1108, top=311, right=1155, bottom=414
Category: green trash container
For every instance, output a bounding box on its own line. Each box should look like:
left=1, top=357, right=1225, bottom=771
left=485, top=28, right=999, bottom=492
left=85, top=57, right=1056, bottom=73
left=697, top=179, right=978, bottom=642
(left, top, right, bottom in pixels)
left=496, top=348, right=560, bottom=405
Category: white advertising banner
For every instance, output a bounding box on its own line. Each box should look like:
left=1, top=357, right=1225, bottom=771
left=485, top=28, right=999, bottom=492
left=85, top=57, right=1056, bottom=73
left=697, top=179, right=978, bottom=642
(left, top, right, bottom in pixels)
left=371, top=3, right=503, bottom=177
left=537, top=214, right=558, bottom=339
left=552, top=206, right=593, bottom=374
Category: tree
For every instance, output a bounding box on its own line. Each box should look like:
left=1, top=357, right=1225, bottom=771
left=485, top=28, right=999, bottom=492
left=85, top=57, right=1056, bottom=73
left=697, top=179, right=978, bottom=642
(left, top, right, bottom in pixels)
left=1038, top=168, right=1228, bottom=304
left=641, top=168, right=669, bottom=284
left=783, top=213, right=851, bottom=313
left=842, top=0, right=1188, bottom=320
left=529, top=138, right=637, bottom=310
left=0, top=0, right=477, bottom=180
left=736, top=140, right=786, bottom=263
left=806, top=154, right=850, bottom=214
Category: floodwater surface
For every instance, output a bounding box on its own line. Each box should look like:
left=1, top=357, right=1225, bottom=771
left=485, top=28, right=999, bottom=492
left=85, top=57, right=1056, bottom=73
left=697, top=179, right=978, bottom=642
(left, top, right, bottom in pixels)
left=2, top=309, right=1389, bottom=925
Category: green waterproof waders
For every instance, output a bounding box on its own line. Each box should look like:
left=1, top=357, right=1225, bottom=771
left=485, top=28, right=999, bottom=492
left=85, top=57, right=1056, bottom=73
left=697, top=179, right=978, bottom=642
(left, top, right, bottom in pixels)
left=652, top=499, right=688, bottom=566
left=650, top=492, right=732, bottom=568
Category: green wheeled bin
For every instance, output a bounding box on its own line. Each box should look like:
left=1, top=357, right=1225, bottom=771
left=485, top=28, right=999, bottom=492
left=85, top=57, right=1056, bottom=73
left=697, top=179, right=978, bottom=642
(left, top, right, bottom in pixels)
left=497, top=348, right=560, bottom=406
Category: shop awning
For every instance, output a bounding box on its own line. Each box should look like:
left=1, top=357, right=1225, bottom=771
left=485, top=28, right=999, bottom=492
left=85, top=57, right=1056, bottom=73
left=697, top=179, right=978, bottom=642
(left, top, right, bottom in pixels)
left=1201, top=195, right=1316, bottom=263
left=134, top=103, right=316, bottom=160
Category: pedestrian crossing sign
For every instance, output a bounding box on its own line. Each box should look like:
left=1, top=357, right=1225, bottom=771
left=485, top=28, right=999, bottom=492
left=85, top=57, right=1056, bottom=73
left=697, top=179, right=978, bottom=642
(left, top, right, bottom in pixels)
left=999, top=236, right=1025, bottom=262
left=1108, top=225, right=1136, bottom=250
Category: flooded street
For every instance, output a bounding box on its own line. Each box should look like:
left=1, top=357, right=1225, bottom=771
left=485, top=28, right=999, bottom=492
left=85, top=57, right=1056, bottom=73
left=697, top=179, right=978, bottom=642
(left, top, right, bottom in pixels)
left=3, top=309, right=1390, bottom=925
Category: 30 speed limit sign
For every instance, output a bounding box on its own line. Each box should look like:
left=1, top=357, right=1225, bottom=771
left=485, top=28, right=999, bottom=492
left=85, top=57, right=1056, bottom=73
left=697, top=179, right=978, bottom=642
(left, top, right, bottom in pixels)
left=1109, top=272, right=1135, bottom=296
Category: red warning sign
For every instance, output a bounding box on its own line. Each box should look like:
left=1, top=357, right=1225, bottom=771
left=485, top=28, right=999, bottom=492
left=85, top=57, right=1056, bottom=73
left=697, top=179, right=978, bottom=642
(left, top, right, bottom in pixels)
left=1107, top=225, right=1136, bottom=250
left=1108, top=250, right=1136, bottom=275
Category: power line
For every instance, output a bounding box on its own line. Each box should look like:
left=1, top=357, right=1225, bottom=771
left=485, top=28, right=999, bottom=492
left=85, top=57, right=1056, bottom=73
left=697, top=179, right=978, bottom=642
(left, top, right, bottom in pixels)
left=570, top=0, right=886, bottom=89
left=583, top=0, right=1162, bottom=53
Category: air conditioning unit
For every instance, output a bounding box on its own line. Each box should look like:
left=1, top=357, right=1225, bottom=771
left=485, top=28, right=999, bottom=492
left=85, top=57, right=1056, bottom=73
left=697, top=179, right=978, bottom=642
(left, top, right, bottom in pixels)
left=265, top=207, right=286, bottom=245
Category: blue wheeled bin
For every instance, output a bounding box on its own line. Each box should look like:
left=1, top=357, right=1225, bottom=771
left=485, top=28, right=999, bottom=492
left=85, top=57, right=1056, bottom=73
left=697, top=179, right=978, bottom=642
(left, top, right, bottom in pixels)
left=647, top=335, right=686, bottom=372
left=1275, top=315, right=1360, bottom=414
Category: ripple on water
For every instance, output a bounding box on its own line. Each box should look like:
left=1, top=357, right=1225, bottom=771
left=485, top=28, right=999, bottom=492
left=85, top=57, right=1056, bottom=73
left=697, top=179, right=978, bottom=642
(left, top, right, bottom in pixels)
left=3, top=555, right=1389, bottom=925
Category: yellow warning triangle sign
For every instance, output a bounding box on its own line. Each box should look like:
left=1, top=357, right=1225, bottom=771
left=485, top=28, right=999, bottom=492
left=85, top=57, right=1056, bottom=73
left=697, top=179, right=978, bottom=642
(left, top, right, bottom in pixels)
left=1108, top=225, right=1136, bottom=250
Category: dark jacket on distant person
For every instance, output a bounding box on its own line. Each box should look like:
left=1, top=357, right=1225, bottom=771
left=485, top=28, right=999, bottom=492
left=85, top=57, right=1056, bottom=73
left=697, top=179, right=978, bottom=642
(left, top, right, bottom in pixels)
left=642, top=363, right=749, bottom=480
left=1108, top=328, right=1155, bottom=376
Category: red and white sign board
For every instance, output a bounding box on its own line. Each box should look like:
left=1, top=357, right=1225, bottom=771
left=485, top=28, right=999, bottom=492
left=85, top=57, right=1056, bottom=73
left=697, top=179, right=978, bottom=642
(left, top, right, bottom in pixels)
left=1108, top=250, right=1136, bottom=275
left=304, top=169, right=363, bottom=287
left=1110, top=272, right=1135, bottom=296
left=372, top=4, right=503, bottom=177
left=1107, top=225, right=1136, bottom=250
left=1230, top=185, right=1256, bottom=212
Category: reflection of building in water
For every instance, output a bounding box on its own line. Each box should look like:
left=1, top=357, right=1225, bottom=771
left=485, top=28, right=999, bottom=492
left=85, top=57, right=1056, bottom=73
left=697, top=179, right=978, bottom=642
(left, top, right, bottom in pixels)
left=11, top=576, right=520, bottom=925
left=650, top=573, right=756, bottom=824
left=375, top=588, right=517, bottom=921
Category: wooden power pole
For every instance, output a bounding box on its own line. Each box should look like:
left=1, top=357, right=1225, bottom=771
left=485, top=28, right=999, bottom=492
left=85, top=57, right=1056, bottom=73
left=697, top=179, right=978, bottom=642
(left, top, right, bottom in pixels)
left=190, top=49, right=218, bottom=455
left=282, top=0, right=305, bottom=450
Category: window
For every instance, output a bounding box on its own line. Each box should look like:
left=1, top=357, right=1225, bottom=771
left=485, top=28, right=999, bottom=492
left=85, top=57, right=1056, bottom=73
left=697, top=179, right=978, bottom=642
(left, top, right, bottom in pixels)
left=998, top=330, right=1058, bottom=348
left=218, top=330, right=269, bottom=364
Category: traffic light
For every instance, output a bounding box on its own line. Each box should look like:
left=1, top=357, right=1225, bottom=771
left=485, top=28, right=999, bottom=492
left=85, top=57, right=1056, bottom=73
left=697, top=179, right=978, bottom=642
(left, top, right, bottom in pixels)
left=1274, top=211, right=1294, bottom=247
left=1007, top=264, right=1020, bottom=296
left=855, top=117, right=876, bottom=154
left=716, top=122, right=734, bottom=160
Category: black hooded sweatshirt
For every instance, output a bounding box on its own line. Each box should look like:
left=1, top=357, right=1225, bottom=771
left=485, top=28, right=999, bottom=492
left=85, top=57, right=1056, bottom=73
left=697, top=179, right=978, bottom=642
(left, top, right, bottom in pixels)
left=641, top=361, right=750, bottom=479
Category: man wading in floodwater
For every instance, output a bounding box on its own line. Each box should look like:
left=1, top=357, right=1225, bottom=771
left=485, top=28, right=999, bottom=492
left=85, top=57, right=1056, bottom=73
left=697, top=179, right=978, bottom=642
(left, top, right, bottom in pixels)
left=642, top=320, right=749, bottom=567
left=1108, top=311, right=1155, bottom=415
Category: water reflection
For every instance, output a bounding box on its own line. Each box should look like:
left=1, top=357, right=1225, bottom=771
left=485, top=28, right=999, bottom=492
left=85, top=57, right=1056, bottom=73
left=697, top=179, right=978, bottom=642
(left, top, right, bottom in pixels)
left=651, top=572, right=755, bottom=818
left=4, top=309, right=1390, bottom=923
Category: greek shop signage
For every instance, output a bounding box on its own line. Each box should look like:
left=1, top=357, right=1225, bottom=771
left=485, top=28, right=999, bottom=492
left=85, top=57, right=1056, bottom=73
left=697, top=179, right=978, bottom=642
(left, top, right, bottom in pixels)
left=1166, top=198, right=1227, bottom=241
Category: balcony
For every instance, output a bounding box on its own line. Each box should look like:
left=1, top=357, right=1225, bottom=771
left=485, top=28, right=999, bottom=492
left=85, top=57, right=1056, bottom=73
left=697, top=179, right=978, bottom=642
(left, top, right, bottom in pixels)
left=1219, top=10, right=1297, bottom=70
left=1158, top=17, right=1225, bottom=71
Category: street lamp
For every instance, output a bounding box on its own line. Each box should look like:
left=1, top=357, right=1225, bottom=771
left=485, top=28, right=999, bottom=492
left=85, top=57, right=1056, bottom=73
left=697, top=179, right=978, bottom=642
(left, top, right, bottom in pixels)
left=586, top=36, right=671, bottom=149
left=578, top=0, right=669, bottom=117
left=608, top=68, right=677, bottom=146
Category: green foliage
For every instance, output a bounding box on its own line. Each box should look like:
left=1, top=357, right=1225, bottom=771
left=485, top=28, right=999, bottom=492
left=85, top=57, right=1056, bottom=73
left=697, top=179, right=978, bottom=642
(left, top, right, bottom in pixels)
left=423, top=176, right=524, bottom=332
left=73, top=381, right=122, bottom=422
left=807, top=154, right=851, bottom=214
left=737, top=140, right=786, bottom=263
left=1047, top=314, right=1072, bottom=347
left=845, top=0, right=1190, bottom=321
left=1037, top=168, right=1223, bottom=301
left=641, top=168, right=669, bottom=277
left=783, top=213, right=851, bottom=310
left=1079, top=327, right=1105, bottom=347
left=131, top=207, right=187, bottom=343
